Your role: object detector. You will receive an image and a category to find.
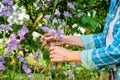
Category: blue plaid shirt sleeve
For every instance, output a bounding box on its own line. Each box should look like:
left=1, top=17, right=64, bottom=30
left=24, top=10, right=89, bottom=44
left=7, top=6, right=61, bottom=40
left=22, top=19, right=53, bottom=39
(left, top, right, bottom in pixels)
left=80, top=32, right=106, bottom=49
left=92, top=29, right=120, bottom=68
left=80, top=30, right=120, bottom=70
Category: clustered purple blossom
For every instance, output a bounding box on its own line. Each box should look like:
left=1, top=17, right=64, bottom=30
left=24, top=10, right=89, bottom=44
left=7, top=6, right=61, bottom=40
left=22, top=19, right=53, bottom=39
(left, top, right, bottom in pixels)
left=67, top=69, right=74, bottom=79
left=33, top=52, right=38, bottom=59
left=0, top=56, right=5, bottom=71
left=18, top=27, right=29, bottom=40
left=38, top=2, right=43, bottom=8
left=63, top=11, right=72, bottom=18
left=4, top=34, right=20, bottom=56
left=44, top=15, right=51, bottom=20
left=67, top=2, right=76, bottom=10
left=41, top=26, right=64, bottom=46
left=16, top=54, right=24, bottom=62
left=0, top=0, right=14, bottom=17
left=55, top=9, right=61, bottom=16
left=22, top=63, right=33, bottom=78
left=52, top=18, right=58, bottom=24
left=61, top=21, right=66, bottom=26
left=16, top=54, right=33, bottom=78
left=41, top=26, right=49, bottom=32
left=0, top=24, right=12, bottom=31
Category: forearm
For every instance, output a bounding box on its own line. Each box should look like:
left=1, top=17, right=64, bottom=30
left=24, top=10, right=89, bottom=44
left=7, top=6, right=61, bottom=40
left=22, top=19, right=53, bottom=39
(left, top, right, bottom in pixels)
left=67, top=51, right=82, bottom=63
left=63, top=35, right=84, bottom=47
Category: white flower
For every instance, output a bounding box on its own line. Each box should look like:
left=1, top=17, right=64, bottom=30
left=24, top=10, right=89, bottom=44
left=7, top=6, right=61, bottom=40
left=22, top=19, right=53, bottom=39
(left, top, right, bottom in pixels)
left=7, top=4, right=30, bottom=25
left=13, top=4, right=18, bottom=11
left=78, top=27, right=86, bottom=34
left=72, top=24, right=77, bottom=28
left=73, top=33, right=80, bottom=36
left=32, top=31, right=41, bottom=39
left=24, top=15, right=30, bottom=20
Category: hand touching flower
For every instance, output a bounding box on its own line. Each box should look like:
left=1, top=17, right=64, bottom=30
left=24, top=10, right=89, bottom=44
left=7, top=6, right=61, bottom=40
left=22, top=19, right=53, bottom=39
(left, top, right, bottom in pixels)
left=49, top=46, right=81, bottom=62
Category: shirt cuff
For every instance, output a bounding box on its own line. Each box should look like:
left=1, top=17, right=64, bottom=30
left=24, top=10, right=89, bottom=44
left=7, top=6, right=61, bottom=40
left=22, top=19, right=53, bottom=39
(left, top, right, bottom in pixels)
left=80, top=49, right=98, bottom=70
left=80, top=35, right=96, bottom=49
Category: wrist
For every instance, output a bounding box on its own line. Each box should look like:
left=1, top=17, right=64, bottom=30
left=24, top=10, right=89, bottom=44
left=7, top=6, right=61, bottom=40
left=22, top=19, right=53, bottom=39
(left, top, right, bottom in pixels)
left=67, top=51, right=81, bottom=63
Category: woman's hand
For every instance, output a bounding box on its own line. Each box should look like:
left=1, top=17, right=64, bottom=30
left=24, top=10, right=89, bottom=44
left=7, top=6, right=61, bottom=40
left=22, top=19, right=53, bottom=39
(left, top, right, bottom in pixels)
left=49, top=46, right=82, bottom=63
left=41, top=33, right=84, bottom=47
left=41, top=33, right=65, bottom=46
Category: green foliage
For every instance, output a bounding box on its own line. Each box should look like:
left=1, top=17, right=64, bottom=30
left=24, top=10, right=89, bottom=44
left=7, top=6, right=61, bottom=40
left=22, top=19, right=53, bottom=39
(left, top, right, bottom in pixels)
left=0, top=0, right=110, bottom=79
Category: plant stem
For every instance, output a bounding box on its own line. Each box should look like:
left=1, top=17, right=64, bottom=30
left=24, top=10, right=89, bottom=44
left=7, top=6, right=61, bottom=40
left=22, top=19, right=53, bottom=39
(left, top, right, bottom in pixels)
left=2, top=17, right=7, bottom=56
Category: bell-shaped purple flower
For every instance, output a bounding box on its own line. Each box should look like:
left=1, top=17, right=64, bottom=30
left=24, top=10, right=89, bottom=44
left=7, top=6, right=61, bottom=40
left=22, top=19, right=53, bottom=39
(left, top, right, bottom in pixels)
left=55, top=9, right=61, bottom=16
left=38, top=2, right=43, bottom=8
left=41, top=26, right=49, bottom=32
left=18, top=27, right=29, bottom=40
left=52, top=18, right=58, bottom=24
left=44, top=15, right=51, bottom=20
left=63, top=11, right=72, bottom=18
left=67, top=2, right=76, bottom=10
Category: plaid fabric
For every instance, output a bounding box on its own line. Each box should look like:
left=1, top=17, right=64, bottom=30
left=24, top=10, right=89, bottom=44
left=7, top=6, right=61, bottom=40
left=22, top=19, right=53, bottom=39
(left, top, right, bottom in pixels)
left=92, top=0, right=120, bottom=69
left=92, top=0, right=120, bottom=80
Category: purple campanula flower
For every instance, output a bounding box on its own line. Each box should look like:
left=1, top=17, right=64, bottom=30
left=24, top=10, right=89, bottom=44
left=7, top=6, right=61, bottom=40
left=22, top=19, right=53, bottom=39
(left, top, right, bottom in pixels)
left=67, top=69, right=74, bottom=79
left=44, top=15, right=51, bottom=20
left=22, top=64, right=28, bottom=70
left=19, top=57, right=24, bottom=62
left=67, top=2, right=76, bottom=10
left=33, top=52, right=38, bottom=59
left=50, top=29, right=56, bottom=36
left=50, top=42, right=55, bottom=47
left=28, top=73, right=33, bottom=78
left=4, top=51, right=9, bottom=56
left=57, top=35, right=63, bottom=40
left=38, top=2, right=43, bottom=8
left=41, top=26, right=49, bottom=32
left=61, top=22, right=66, bottom=26
left=16, top=54, right=22, bottom=59
left=17, top=54, right=24, bottom=62
left=2, top=0, right=10, bottom=4
left=8, top=1, right=13, bottom=6
left=7, top=40, right=20, bottom=48
left=1, top=7, right=10, bottom=17
left=19, top=46, right=23, bottom=50
left=57, top=28, right=64, bottom=35
left=10, top=34, right=16, bottom=41
left=24, top=68, right=31, bottom=74
left=0, top=24, right=4, bottom=30
left=67, top=69, right=72, bottom=75
left=52, top=18, right=58, bottom=24
left=63, top=11, right=72, bottom=18
left=7, top=47, right=14, bottom=53
left=0, top=56, right=4, bottom=61
left=2, top=0, right=11, bottom=4
left=6, top=25, right=12, bottom=30
left=18, top=27, right=29, bottom=40
left=57, top=28, right=64, bottom=40
left=55, top=9, right=61, bottom=16
left=0, top=62, right=5, bottom=71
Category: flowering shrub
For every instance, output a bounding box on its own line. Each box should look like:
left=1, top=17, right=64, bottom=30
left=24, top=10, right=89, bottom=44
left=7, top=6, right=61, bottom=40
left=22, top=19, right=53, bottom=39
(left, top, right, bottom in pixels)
left=0, top=0, right=109, bottom=80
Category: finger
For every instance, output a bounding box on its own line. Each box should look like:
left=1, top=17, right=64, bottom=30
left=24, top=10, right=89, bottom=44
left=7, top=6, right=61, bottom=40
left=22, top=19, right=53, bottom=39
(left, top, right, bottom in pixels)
left=44, top=36, right=54, bottom=41
left=49, top=51, right=55, bottom=55
left=49, top=46, right=55, bottom=52
left=40, top=33, right=52, bottom=41
left=50, top=58, right=63, bottom=62
left=40, top=35, right=45, bottom=42
left=50, top=54, right=55, bottom=59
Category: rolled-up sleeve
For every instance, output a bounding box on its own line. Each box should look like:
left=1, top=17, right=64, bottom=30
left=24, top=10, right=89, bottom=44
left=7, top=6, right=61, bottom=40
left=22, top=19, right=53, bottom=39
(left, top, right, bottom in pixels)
left=80, top=30, right=120, bottom=70
left=81, top=32, right=106, bottom=49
